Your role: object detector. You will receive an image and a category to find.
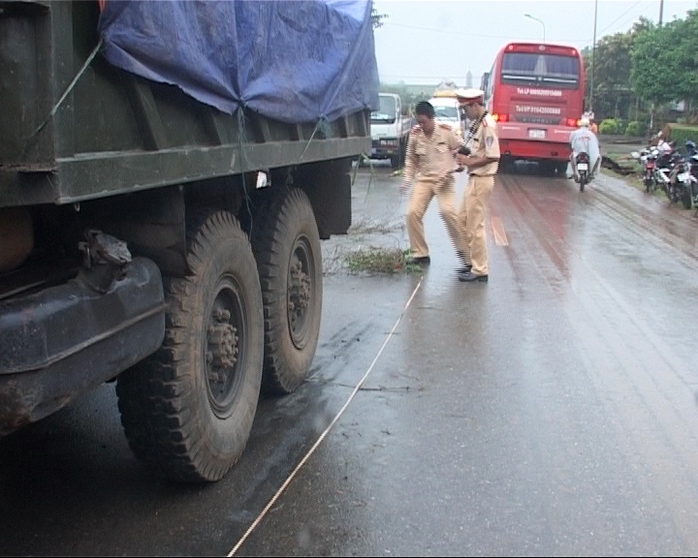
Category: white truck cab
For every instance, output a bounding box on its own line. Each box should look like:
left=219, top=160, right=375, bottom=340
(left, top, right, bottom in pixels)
left=370, top=93, right=414, bottom=169
left=429, top=93, right=465, bottom=139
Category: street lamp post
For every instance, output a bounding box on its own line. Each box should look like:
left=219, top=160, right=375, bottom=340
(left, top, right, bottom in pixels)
left=524, top=14, right=546, bottom=44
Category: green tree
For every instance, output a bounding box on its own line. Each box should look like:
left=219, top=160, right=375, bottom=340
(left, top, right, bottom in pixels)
left=671, top=9, right=698, bottom=113
left=630, top=20, right=680, bottom=104
left=371, top=3, right=387, bottom=29
left=629, top=14, right=698, bottom=129
left=588, top=32, right=633, bottom=118
left=378, top=82, right=426, bottom=108
left=585, top=18, right=652, bottom=121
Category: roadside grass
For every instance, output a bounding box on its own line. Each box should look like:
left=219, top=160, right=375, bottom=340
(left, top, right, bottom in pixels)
left=348, top=215, right=403, bottom=236
left=322, top=215, right=421, bottom=275
left=344, top=247, right=422, bottom=274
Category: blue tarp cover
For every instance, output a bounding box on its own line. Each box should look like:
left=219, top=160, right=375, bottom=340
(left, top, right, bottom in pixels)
left=98, top=0, right=380, bottom=124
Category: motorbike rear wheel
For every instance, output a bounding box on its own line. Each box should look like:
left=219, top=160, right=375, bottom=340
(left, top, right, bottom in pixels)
left=644, top=175, right=655, bottom=193
left=681, top=183, right=693, bottom=209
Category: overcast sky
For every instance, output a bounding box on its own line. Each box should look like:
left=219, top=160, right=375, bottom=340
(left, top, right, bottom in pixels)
left=372, top=0, right=697, bottom=86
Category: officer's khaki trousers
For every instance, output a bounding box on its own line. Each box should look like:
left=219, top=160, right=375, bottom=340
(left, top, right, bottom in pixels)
left=406, top=178, right=461, bottom=259
left=458, top=174, right=494, bottom=275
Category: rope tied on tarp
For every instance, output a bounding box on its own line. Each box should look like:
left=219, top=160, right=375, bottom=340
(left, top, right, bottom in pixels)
left=21, top=37, right=104, bottom=159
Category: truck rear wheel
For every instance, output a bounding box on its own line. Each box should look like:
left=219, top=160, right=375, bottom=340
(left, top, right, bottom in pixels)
left=116, top=211, right=263, bottom=483
left=390, top=140, right=406, bottom=169
left=250, top=187, right=322, bottom=395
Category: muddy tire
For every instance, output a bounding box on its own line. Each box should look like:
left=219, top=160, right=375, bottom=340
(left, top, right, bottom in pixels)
left=681, top=185, right=693, bottom=209
left=116, top=211, right=263, bottom=483
left=250, top=187, right=322, bottom=396
left=390, top=138, right=407, bottom=169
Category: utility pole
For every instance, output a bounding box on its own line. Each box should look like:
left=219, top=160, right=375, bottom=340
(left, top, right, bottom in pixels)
left=659, top=0, right=664, bottom=26
left=589, top=0, right=598, bottom=114
left=653, top=0, right=665, bottom=133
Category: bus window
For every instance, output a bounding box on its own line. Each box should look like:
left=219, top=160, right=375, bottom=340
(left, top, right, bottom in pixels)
left=501, top=53, right=579, bottom=88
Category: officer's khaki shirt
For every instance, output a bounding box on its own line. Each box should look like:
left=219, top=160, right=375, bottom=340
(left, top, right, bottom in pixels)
left=468, top=114, right=500, bottom=176
left=404, top=123, right=462, bottom=184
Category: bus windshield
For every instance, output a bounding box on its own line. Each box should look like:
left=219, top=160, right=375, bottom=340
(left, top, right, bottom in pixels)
left=501, top=52, right=580, bottom=88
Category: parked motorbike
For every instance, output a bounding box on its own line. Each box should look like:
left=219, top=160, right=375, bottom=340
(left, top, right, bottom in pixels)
left=632, top=142, right=675, bottom=194
left=634, top=147, right=659, bottom=192
left=659, top=154, right=683, bottom=203
left=632, top=139, right=698, bottom=208
left=670, top=152, right=698, bottom=209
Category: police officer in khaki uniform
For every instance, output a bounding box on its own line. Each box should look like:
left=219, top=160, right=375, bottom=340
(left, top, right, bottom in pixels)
left=454, top=88, right=500, bottom=283
left=400, top=101, right=464, bottom=266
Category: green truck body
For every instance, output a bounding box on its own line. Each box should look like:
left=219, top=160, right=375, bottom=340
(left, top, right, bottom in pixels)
left=0, top=0, right=374, bottom=482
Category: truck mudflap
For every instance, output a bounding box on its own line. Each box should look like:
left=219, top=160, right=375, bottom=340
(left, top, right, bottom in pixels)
left=0, top=257, right=165, bottom=436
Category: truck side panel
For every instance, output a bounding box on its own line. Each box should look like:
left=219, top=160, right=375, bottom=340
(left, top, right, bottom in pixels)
left=0, top=0, right=378, bottom=480
left=0, top=1, right=371, bottom=207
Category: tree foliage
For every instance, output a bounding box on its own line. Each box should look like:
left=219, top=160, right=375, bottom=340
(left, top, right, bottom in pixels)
left=581, top=9, right=698, bottom=126
left=630, top=9, right=698, bottom=110
left=585, top=18, right=652, bottom=119
left=371, top=3, right=387, bottom=29
left=378, top=82, right=427, bottom=108
left=631, top=21, right=677, bottom=104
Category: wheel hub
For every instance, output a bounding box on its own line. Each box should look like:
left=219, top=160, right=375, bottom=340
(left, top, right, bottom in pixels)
left=287, top=252, right=312, bottom=347
left=288, top=259, right=311, bottom=314
left=207, top=308, right=239, bottom=389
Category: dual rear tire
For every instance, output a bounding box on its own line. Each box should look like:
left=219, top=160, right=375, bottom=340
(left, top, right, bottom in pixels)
left=117, top=187, right=322, bottom=482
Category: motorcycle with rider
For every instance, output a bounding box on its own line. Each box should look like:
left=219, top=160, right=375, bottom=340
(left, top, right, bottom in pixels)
left=568, top=117, right=601, bottom=192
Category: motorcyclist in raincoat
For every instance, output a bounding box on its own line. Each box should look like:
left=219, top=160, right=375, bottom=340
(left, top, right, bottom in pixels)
left=569, top=117, right=601, bottom=182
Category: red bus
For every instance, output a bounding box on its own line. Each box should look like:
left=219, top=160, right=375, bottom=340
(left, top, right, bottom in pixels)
left=482, top=42, right=586, bottom=174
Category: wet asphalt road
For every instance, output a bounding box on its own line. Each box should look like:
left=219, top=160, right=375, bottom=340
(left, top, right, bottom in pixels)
left=2, top=161, right=698, bottom=556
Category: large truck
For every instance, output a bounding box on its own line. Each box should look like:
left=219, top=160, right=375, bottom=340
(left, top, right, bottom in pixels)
left=0, top=0, right=379, bottom=482
left=370, top=92, right=413, bottom=169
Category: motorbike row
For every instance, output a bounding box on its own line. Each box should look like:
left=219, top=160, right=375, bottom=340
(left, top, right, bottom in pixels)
left=631, top=139, right=698, bottom=210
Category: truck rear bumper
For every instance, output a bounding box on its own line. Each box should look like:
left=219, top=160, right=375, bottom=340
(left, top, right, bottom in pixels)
left=371, top=139, right=401, bottom=159
left=371, top=148, right=399, bottom=159
left=0, top=257, right=165, bottom=436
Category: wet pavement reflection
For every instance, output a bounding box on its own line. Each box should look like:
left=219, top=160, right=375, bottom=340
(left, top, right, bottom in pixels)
left=2, top=160, right=698, bottom=556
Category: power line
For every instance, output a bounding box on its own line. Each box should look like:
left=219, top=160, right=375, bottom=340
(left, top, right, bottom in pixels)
left=578, top=1, right=664, bottom=46
left=381, top=20, right=592, bottom=43
left=596, top=0, right=644, bottom=36
left=382, top=2, right=677, bottom=49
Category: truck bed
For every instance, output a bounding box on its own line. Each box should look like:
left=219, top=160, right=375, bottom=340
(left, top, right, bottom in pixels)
left=0, top=0, right=376, bottom=207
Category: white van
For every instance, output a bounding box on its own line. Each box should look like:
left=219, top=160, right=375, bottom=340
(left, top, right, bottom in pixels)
left=428, top=96, right=465, bottom=139
left=370, top=93, right=413, bottom=169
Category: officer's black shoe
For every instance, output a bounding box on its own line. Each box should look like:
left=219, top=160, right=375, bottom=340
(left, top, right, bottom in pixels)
left=458, top=271, right=488, bottom=282
left=406, top=255, right=430, bottom=266
left=456, top=250, right=471, bottom=273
